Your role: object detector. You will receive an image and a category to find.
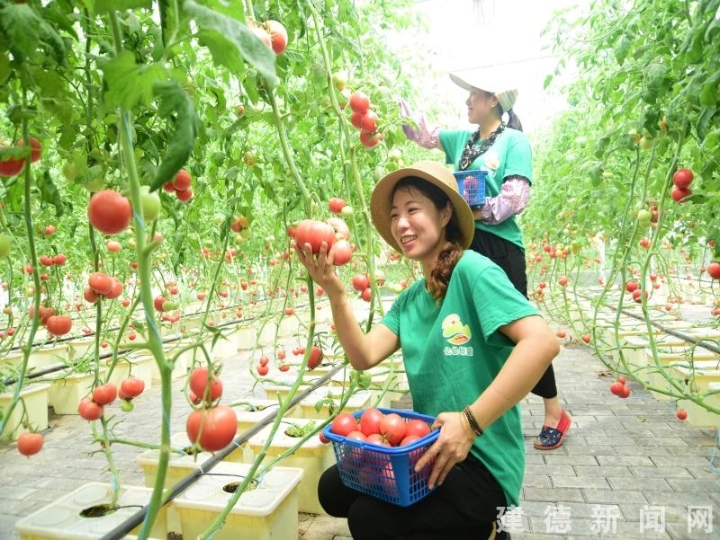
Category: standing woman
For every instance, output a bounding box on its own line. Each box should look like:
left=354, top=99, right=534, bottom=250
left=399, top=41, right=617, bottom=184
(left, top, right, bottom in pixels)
left=400, top=72, right=570, bottom=450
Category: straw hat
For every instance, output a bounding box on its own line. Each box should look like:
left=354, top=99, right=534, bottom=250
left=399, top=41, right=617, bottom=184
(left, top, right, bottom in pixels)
left=370, top=160, right=475, bottom=252
left=449, top=70, right=518, bottom=113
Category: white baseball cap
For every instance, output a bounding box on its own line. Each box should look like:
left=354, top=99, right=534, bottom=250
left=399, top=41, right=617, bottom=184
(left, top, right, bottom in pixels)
left=449, top=70, right=519, bottom=113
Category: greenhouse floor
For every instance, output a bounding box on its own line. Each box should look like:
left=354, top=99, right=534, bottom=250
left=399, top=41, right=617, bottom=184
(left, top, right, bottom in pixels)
left=1, top=339, right=719, bottom=540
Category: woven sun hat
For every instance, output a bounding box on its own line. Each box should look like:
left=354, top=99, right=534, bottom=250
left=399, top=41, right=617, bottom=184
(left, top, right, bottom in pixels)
left=449, top=69, right=519, bottom=113
left=370, top=160, right=475, bottom=252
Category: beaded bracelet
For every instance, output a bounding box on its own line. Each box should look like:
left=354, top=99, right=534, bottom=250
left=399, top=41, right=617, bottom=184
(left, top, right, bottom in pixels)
left=463, top=406, right=484, bottom=437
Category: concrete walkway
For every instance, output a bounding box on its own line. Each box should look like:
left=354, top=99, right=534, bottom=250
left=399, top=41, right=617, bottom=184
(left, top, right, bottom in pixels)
left=1, top=341, right=719, bottom=540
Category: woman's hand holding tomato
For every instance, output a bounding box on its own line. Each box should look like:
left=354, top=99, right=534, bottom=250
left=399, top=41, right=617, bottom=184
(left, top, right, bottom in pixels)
left=414, top=411, right=474, bottom=490
left=294, top=241, right=345, bottom=297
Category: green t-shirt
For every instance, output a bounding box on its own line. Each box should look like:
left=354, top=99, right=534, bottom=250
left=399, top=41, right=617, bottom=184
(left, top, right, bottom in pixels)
left=440, top=128, right=533, bottom=251
left=380, top=250, right=539, bottom=507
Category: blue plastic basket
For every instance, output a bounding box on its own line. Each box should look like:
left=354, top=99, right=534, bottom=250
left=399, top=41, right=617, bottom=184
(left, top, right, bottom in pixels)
left=453, top=170, right=487, bottom=208
left=323, top=408, right=439, bottom=507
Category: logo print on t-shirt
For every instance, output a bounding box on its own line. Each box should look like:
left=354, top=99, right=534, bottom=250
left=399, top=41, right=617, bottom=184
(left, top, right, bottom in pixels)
left=441, top=314, right=472, bottom=345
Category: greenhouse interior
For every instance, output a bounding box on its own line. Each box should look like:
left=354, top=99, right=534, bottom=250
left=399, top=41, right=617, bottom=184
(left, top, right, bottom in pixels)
left=1, top=0, right=719, bottom=539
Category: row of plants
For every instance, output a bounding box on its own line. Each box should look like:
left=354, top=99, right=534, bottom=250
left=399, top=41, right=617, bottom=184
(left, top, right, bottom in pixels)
left=0, top=0, right=436, bottom=537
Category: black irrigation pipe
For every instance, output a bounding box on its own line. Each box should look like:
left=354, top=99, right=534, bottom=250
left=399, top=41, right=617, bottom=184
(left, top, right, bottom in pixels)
left=575, top=291, right=720, bottom=355
left=2, top=297, right=322, bottom=388
left=97, top=363, right=346, bottom=540
left=619, top=308, right=720, bottom=355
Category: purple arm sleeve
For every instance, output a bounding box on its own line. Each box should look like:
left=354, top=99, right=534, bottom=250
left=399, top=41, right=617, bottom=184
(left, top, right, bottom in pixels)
left=479, top=176, right=531, bottom=224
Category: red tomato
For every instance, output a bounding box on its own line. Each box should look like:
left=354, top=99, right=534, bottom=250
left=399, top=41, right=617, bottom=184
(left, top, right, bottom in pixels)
left=330, top=240, right=353, bottom=266
left=176, top=187, right=193, bottom=202
left=676, top=409, right=688, bottom=420
left=349, top=92, right=370, bottom=114
left=172, top=169, right=192, bottom=191
left=53, top=253, right=67, bottom=266
left=265, top=20, right=288, bottom=55
left=672, top=168, right=693, bottom=189
left=0, top=152, right=25, bottom=177
left=352, top=274, right=370, bottom=292
left=404, top=418, right=431, bottom=439
left=294, top=219, right=336, bottom=254
left=89, top=272, right=113, bottom=295
left=708, top=262, right=720, bottom=280
left=308, top=346, right=323, bottom=370
left=17, top=432, right=44, bottom=456
left=366, top=433, right=391, bottom=447
left=252, top=26, right=272, bottom=48
left=257, top=364, right=269, bottom=376
left=106, top=240, right=122, bottom=253
left=45, top=315, right=72, bottom=337
left=154, top=296, right=166, bottom=312
left=39, top=255, right=54, bottom=267
left=359, top=130, right=379, bottom=148
left=350, top=111, right=364, bottom=130
left=380, top=413, right=407, bottom=446
left=360, top=111, right=378, bottom=132
left=400, top=434, right=421, bottom=446
left=284, top=307, right=295, bottom=316
left=186, top=405, right=238, bottom=452
left=359, top=407, right=384, bottom=437
left=78, top=398, right=104, bottom=420
left=625, top=281, right=639, bottom=293
left=93, top=383, right=118, bottom=406
left=361, top=287, right=372, bottom=302
left=328, top=198, right=346, bottom=214
left=327, top=217, right=350, bottom=240
left=88, top=190, right=132, bottom=235
left=18, top=137, right=42, bottom=163
left=671, top=185, right=692, bottom=202
left=189, top=367, right=223, bottom=403
left=83, top=287, right=99, bottom=303
left=120, top=377, right=145, bottom=399
left=278, top=364, right=290, bottom=372
left=104, top=278, right=123, bottom=300
left=331, top=412, right=358, bottom=437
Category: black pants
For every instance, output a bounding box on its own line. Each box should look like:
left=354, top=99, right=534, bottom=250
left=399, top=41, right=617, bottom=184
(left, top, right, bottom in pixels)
left=318, top=453, right=508, bottom=540
left=470, top=228, right=558, bottom=400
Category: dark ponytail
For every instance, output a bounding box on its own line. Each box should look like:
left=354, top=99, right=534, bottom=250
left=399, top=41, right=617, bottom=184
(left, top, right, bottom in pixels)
left=505, top=108, right=523, bottom=132
left=428, top=244, right=464, bottom=301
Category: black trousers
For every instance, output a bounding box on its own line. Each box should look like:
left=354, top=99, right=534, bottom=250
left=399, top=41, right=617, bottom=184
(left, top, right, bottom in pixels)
left=469, top=228, right=558, bottom=400
left=318, top=453, right=508, bottom=540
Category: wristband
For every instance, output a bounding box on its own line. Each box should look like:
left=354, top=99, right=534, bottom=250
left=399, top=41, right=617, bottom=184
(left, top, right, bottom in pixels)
left=463, top=406, right=484, bottom=437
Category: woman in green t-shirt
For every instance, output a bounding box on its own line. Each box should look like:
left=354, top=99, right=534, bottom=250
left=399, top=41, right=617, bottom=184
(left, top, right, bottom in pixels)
left=294, top=160, right=559, bottom=540
left=400, top=71, right=571, bottom=451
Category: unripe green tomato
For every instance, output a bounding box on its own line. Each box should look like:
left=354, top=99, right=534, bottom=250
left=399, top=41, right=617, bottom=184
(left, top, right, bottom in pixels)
left=240, top=228, right=252, bottom=239
left=637, top=209, right=652, bottom=225
left=341, top=205, right=354, bottom=217
left=121, top=400, right=134, bottom=412
left=140, top=186, right=161, bottom=222
left=162, top=300, right=179, bottom=311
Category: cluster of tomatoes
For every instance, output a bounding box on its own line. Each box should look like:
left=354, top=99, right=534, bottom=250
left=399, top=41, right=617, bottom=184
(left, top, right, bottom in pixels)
left=625, top=280, right=649, bottom=304
left=327, top=408, right=432, bottom=448
left=162, top=169, right=194, bottom=202
left=186, top=367, right=237, bottom=452
left=76, top=377, right=145, bottom=423
left=0, top=136, right=41, bottom=178
left=608, top=376, right=632, bottom=399
left=351, top=273, right=373, bottom=303
left=28, top=304, right=72, bottom=337
left=348, top=91, right=382, bottom=148
left=84, top=271, right=123, bottom=304
left=670, top=167, right=694, bottom=202
left=289, top=216, right=353, bottom=267
left=251, top=20, right=288, bottom=56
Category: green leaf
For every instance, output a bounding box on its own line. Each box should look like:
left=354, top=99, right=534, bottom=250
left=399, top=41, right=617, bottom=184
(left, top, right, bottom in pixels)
left=37, top=170, right=64, bottom=217
left=0, top=51, right=10, bottom=86
left=0, top=4, right=42, bottom=60
left=150, top=79, right=200, bottom=190
left=93, top=0, right=152, bottom=14
left=101, top=51, right=166, bottom=110
left=182, top=0, right=277, bottom=87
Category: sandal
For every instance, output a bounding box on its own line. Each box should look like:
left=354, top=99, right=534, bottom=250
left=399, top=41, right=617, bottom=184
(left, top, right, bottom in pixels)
left=533, top=410, right=571, bottom=450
